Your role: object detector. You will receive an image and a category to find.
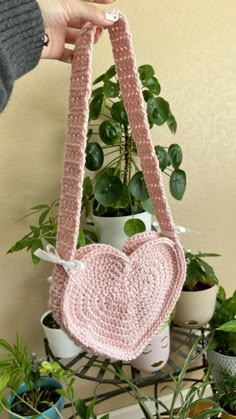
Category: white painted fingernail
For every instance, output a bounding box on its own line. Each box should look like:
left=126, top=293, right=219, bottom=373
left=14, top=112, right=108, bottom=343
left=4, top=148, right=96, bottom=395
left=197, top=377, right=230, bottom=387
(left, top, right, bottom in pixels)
left=105, top=9, right=119, bottom=22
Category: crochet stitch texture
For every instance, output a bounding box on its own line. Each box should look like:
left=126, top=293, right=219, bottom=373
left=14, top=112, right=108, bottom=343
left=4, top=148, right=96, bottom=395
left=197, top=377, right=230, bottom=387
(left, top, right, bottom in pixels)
left=49, top=14, right=186, bottom=361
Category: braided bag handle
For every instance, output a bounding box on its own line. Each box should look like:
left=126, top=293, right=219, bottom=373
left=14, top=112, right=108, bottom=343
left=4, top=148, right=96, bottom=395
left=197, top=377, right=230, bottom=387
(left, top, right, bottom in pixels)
left=56, top=14, right=176, bottom=262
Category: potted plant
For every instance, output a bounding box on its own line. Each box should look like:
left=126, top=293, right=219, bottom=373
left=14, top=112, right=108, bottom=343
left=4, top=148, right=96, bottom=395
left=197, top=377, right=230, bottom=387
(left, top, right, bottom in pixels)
left=0, top=336, right=64, bottom=418
left=207, top=286, right=236, bottom=379
left=213, top=368, right=236, bottom=419
left=84, top=63, right=186, bottom=248
left=174, top=250, right=220, bottom=328
left=41, top=310, right=83, bottom=359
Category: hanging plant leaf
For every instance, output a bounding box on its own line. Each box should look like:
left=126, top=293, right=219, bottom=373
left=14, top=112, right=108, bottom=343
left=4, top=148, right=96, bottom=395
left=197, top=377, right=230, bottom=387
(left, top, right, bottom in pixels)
left=92, top=73, right=105, bottom=85
left=138, top=64, right=155, bottom=82
left=147, top=97, right=170, bottom=126
left=99, top=120, right=122, bottom=145
left=124, top=218, right=146, bottom=237
left=154, top=145, right=169, bottom=171
left=141, top=198, right=155, bottom=215
left=89, top=94, right=105, bottom=120
left=85, top=142, right=104, bottom=171
left=167, top=112, right=177, bottom=134
left=104, top=65, right=116, bottom=81
left=169, top=169, right=186, bottom=200
left=94, top=174, right=123, bottom=206
left=168, top=144, right=183, bottom=169
left=143, top=90, right=153, bottom=102
left=111, top=101, right=129, bottom=125
left=142, top=76, right=161, bottom=95
left=92, top=86, right=104, bottom=97
left=129, top=171, right=149, bottom=201
left=104, top=80, right=119, bottom=98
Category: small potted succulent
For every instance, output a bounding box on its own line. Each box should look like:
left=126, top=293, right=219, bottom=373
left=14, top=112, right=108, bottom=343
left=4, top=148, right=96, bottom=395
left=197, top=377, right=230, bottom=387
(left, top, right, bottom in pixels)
left=213, top=368, right=236, bottom=419
left=207, top=286, right=236, bottom=379
left=84, top=63, right=186, bottom=248
left=174, top=250, right=220, bottom=328
left=0, top=336, right=64, bottom=418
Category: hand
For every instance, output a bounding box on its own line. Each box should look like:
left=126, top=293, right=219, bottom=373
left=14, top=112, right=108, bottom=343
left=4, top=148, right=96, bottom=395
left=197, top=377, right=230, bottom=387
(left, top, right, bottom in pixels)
left=38, top=0, right=119, bottom=63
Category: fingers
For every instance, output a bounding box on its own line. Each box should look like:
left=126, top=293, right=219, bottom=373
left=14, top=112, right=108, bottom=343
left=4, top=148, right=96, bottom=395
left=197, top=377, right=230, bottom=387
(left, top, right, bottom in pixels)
left=63, top=0, right=119, bottom=27
left=82, top=0, right=115, bottom=3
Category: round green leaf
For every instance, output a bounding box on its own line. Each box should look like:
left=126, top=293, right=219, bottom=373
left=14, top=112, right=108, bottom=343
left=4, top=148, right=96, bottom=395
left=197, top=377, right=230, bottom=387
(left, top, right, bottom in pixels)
left=111, top=101, right=128, bottom=125
left=83, top=176, right=93, bottom=196
left=104, top=80, right=119, bottom=98
left=85, top=143, right=104, bottom=171
left=92, top=86, right=104, bottom=97
left=89, top=94, right=105, bottom=120
left=138, top=65, right=155, bottom=82
left=142, top=76, right=161, bottom=95
left=154, top=145, right=169, bottom=171
left=94, top=174, right=123, bottom=206
left=124, top=218, right=146, bottom=237
left=99, top=120, right=122, bottom=145
left=167, top=113, right=177, bottom=134
left=129, top=171, right=149, bottom=201
left=143, top=90, right=153, bottom=102
left=112, top=186, right=129, bottom=209
left=147, top=97, right=170, bottom=126
left=168, top=144, right=183, bottom=169
left=141, top=198, right=155, bottom=215
left=169, top=169, right=186, bottom=200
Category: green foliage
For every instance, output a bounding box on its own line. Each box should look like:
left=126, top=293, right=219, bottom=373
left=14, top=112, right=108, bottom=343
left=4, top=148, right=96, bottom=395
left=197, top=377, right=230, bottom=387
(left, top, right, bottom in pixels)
left=184, top=250, right=220, bottom=291
left=209, top=286, right=236, bottom=355
left=214, top=368, right=236, bottom=415
left=7, top=198, right=99, bottom=266
left=87, top=63, right=186, bottom=221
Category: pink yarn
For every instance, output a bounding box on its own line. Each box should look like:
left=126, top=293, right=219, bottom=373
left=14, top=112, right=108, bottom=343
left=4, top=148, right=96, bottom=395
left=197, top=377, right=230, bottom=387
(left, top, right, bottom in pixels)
left=49, top=14, right=186, bottom=360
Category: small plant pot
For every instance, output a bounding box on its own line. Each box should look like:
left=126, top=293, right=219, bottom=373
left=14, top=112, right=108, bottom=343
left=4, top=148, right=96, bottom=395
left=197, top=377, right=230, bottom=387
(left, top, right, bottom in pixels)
left=222, top=410, right=236, bottom=419
left=8, top=377, right=64, bottom=419
left=41, top=310, right=82, bottom=359
left=93, top=211, right=152, bottom=249
left=174, top=285, right=218, bottom=328
left=207, top=350, right=236, bottom=382
left=131, top=325, right=170, bottom=372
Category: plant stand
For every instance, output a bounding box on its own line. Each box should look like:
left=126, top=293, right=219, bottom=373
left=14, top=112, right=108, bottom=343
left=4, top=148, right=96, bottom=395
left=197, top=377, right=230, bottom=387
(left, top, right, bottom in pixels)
left=44, top=326, right=211, bottom=417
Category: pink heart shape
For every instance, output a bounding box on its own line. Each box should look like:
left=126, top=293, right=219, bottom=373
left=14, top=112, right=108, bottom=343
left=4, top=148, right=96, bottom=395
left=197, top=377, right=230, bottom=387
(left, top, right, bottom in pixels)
left=50, top=233, right=185, bottom=361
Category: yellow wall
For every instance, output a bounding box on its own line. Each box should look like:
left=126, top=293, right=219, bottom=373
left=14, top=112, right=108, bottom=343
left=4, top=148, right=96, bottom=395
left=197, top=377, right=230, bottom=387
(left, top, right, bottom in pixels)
left=0, top=0, right=236, bottom=413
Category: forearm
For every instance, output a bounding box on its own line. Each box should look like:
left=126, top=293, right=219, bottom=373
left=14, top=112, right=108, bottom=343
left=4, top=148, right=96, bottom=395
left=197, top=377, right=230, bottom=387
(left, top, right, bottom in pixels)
left=0, top=0, right=44, bottom=112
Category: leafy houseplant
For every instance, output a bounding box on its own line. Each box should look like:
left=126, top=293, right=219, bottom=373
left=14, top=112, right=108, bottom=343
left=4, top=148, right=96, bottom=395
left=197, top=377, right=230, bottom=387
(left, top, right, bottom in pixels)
left=0, top=336, right=64, bottom=418
left=213, top=368, right=236, bottom=418
left=174, top=251, right=220, bottom=328
left=84, top=63, right=186, bottom=237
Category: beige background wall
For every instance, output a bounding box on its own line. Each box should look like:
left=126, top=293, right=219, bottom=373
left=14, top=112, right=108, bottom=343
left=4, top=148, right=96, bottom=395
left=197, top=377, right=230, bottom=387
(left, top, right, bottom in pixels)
left=0, top=0, right=236, bottom=414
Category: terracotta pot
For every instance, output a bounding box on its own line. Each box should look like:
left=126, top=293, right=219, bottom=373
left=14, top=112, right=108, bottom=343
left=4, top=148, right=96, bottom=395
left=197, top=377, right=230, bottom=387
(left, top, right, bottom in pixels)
left=174, top=285, right=218, bottom=328
left=131, top=325, right=170, bottom=372
left=93, top=211, right=152, bottom=249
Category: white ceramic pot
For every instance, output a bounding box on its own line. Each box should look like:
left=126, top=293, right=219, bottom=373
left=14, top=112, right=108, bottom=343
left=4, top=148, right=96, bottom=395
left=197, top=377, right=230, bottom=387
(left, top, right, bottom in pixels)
left=131, top=325, right=170, bottom=372
left=41, top=310, right=82, bottom=359
left=207, top=350, right=236, bottom=382
left=93, top=211, right=152, bottom=249
left=174, top=285, right=218, bottom=328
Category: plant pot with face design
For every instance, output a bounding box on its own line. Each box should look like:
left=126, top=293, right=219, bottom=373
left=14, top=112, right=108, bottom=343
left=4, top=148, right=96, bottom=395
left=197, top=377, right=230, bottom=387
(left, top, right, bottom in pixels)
left=130, top=323, right=170, bottom=372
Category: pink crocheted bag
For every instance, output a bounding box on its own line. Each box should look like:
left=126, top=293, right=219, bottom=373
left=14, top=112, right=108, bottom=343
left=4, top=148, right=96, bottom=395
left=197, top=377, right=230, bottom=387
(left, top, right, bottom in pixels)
left=37, top=13, right=186, bottom=361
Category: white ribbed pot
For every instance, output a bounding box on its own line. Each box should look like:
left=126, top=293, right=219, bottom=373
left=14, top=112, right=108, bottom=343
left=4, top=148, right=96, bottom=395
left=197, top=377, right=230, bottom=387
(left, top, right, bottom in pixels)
left=41, top=310, right=82, bottom=359
left=207, top=350, right=236, bottom=382
left=131, top=325, right=170, bottom=372
left=93, top=211, right=152, bottom=249
left=174, top=285, right=218, bottom=328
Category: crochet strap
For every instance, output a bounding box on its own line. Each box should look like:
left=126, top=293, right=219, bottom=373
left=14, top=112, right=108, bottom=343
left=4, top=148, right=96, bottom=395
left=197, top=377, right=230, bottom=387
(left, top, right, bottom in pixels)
left=56, top=14, right=176, bottom=260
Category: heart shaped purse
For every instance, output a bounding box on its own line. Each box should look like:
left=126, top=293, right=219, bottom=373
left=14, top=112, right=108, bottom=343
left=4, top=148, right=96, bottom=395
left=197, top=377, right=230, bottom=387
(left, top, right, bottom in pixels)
left=37, top=13, right=186, bottom=361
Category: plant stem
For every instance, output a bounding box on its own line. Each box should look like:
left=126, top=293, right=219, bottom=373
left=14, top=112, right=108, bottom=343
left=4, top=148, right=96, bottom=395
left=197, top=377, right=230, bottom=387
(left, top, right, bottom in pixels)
left=123, top=125, right=130, bottom=186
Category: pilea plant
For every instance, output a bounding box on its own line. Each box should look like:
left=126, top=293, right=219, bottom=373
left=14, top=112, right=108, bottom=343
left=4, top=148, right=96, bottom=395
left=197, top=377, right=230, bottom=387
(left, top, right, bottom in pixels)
left=8, top=63, right=186, bottom=264
left=184, top=250, right=220, bottom=291
left=84, top=64, right=186, bottom=235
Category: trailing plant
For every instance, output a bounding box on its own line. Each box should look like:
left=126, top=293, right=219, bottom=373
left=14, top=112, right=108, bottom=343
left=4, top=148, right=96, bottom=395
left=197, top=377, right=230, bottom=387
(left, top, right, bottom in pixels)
left=213, top=368, right=236, bottom=416
left=184, top=250, right=220, bottom=291
left=209, top=286, right=236, bottom=356
left=85, top=64, right=186, bottom=229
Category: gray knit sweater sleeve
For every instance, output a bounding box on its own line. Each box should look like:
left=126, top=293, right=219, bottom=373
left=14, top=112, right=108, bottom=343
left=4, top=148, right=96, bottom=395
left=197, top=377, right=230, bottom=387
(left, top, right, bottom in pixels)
left=0, top=0, right=44, bottom=112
